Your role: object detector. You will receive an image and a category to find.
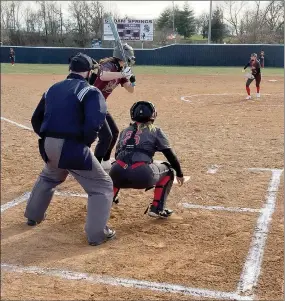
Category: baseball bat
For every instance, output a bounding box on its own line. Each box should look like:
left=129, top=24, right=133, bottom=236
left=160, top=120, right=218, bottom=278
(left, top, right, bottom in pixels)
left=107, top=15, right=129, bottom=68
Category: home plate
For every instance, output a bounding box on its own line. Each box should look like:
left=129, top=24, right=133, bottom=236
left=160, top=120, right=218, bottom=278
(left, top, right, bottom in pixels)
left=174, top=176, right=190, bottom=184
left=268, top=79, right=278, bottom=82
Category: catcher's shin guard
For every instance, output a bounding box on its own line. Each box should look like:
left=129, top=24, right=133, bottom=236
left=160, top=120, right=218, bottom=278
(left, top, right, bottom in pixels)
left=113, top=187, right=120, bottom=204
left=148, top=167, right=174, bottom=218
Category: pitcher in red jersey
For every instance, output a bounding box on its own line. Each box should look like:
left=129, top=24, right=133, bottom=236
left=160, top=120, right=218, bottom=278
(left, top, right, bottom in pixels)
left=90, top=43, right=136, bottom=170
left=242, top=53, right=262, bottom=100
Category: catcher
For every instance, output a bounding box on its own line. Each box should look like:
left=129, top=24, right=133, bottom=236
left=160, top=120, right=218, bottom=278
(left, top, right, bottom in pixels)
left=89, top=43, right=136, bottom=171
left=242, top=53, right=261, bottom=100
left=109, top=101, right=185, bottom=218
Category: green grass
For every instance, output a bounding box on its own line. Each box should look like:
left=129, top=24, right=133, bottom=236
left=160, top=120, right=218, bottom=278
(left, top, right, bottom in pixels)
left=1, top=63, right=284, bottom=76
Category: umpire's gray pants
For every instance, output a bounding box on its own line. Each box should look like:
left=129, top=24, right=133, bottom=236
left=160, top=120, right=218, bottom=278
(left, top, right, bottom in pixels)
left=24, top=137, right=113, bottom=244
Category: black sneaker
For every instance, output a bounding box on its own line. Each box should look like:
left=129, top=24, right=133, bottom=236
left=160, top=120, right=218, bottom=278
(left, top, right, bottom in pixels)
left=27, top=219, right=37, bottom=226
left=26, top=214, right=46, bottom=226
left=89, top=227, right=116, bottom=246
left=148, top=206, right=173, bottom=218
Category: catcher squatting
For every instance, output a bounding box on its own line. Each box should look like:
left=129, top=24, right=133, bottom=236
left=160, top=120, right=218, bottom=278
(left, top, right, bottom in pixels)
left=24, top=46, right=258, bottom=246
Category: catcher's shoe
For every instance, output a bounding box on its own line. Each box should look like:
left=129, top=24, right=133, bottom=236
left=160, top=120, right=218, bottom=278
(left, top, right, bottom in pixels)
left=89, top=227, right=116, bottom=246
left=246, top=95, right=252, bottom=100
left=256, top=93, right=261, bottom=98
left=147, top=205, right=173, bottom=218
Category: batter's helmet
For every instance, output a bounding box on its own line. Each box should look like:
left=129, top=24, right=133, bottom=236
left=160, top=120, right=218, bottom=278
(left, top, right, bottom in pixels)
left=113, top=43, right=136, bottom=66
left=130, top=101, right=157, bottom=123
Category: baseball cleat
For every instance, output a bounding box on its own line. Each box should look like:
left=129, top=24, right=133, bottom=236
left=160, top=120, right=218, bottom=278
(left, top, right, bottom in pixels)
left=246, top=95, right=252, bottom=100
left=148, top=208, right=174, bottom=218
left=89, top=227, right=116, bottom=246
left=256, top=93, right=261, bottom=98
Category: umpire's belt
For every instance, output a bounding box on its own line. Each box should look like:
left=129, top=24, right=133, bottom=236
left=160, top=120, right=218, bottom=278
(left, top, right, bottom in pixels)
left=116, top=160, right=145, bottom=170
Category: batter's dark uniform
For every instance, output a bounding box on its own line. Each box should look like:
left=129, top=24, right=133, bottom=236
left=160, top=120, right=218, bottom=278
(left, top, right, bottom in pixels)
left=92, top=59, right=128, bottom=163
left=110, top=122, right=184, bottom=216
left=244, top=60, right=261, bottom=88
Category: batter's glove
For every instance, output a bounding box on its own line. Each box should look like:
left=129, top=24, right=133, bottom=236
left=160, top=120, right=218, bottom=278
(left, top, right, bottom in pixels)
left=121, top=66, right=133, bottom=79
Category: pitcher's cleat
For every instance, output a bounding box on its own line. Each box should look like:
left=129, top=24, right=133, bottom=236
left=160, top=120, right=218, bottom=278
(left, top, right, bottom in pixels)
left=256, top=93, right=261, bottom=98
left=101, top=160, right=112, bottom=171
left=89, top=227, right=116, bottom=246
left=246, top=95, right=252, bottom=100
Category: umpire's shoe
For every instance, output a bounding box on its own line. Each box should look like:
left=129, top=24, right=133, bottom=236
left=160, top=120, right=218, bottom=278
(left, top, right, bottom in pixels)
left=148, top=205, right=173, bottom=218
left=89, top=227, right=116, bottom=246
left=26, top=214, right=46, bottom=226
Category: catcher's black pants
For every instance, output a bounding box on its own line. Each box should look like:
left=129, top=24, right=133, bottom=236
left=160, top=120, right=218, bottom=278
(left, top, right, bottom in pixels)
left=94, top=112, right=119, bottom=162
left=110, top=160, right=174, bottom=212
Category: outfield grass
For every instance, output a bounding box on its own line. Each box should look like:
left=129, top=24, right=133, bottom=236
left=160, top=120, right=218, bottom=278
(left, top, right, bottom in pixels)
left=1, top=63, right=284, bottom=76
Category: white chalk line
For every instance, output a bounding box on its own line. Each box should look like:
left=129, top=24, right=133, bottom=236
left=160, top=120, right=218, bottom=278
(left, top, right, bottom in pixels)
left=1, top=192, right=31, bottom=213
left=181, top=203, right=260, bottom=213
left=180, top=93, right=283, bottom=107
left=1, top=117, right=33, bottom=131
left=0, top=263, right=252, bottom=301
left=236, top=168, right=283, bottom=295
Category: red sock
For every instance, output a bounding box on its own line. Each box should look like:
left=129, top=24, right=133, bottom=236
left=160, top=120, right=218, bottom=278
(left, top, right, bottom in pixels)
left=246, top=86, right=250, bottom=95
left=257, top=87, right=260, bottom=93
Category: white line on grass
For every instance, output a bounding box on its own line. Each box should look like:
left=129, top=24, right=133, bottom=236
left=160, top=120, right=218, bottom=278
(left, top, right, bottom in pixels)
left=1, top=263, right=252, bottom=301
left=181, top=203, right=261, bottom=213
left=237, top=168, right=283, bottom=295
left=1, top=117, right=33, bottom=131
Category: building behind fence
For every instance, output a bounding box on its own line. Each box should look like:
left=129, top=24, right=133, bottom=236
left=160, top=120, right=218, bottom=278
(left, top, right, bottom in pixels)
left=1, top=44, right=284, bottom=67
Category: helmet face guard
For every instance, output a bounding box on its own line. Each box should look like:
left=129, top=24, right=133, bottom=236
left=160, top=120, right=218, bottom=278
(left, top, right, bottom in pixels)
left=113, top=43, right=136, bottom=66
left=130, top=101, right=157, bottom=123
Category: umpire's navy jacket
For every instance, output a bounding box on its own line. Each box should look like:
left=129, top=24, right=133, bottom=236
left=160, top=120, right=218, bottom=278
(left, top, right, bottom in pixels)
left=31, top=73, right=107, bottom=170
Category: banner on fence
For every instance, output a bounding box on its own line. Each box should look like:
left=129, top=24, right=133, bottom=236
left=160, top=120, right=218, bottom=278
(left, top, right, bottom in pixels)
left=103, top=19, right=153, bottom=41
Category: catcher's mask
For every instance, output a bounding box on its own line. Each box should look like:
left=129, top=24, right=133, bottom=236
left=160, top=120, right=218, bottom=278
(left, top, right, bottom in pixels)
left=130, top=101, right=157, bottom=123
left=113, top=43, right=136, bottom=66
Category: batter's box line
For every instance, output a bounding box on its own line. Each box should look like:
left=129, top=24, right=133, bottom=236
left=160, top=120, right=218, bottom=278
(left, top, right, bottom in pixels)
left=1, top=263, right=252, bottom=301
left=236, top=168, right=283, bottom=298
left=1, top=190, right=261, bottom=215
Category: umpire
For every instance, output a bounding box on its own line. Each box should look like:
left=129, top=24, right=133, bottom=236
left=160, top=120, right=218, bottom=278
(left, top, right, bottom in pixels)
left=24, top=53, right=115, bottom=246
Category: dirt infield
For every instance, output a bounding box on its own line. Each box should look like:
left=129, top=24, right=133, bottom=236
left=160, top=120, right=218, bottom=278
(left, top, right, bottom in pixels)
left=1, top=72, right=284, bottom=300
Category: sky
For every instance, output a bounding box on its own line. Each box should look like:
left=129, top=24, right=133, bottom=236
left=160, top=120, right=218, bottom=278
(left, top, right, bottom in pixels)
left=59, top=1, right=214, bottom=19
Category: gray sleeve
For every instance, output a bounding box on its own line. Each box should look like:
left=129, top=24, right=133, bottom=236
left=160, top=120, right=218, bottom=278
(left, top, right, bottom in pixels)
left=156, top=128, right=171, bottom=151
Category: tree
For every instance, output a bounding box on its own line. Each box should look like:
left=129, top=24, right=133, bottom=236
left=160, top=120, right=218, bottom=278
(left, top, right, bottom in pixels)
left=176, top=2, right=195, bottom=38
left=157, top=2, right=196, bottom=38
left=211, top=7, right=226, bottom=43
left=197, top=12, right=209, bottom=38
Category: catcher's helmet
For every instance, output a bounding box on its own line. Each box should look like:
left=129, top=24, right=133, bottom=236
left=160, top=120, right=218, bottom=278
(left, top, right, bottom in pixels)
left=130, top=101, right=157, bottom=123
left=113, top=43, right=136, bottom=66
left=251, top=53, right=257, bottom=58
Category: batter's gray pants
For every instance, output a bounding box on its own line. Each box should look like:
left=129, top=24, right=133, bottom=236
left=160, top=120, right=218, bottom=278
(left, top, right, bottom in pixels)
left=24, top=137, right=114, bottom=245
